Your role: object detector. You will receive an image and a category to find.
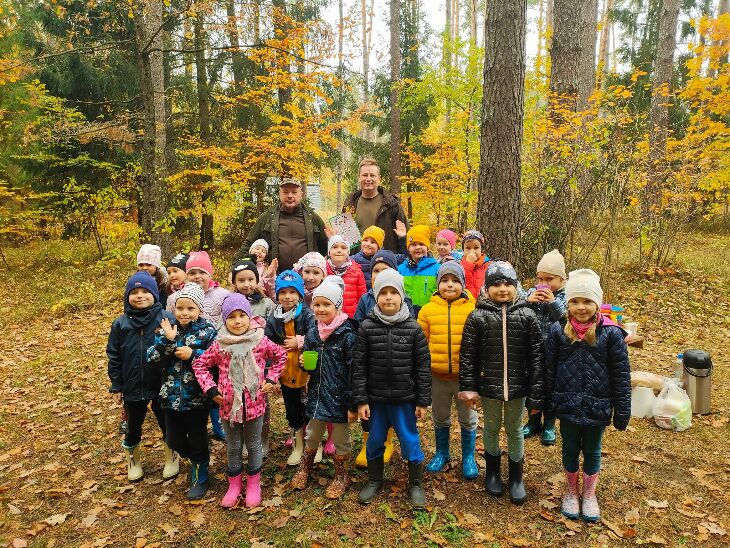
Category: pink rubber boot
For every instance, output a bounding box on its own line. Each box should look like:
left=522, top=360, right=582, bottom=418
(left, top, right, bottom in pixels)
left=324, top=422, right=336, bottom=456
left=561, top=470, right=580, bottom=519
left=220, top=473, right=242, bottom=508
left=245, top=472, right=262, bottom=508
left=581, top=471, right=600, bottom=522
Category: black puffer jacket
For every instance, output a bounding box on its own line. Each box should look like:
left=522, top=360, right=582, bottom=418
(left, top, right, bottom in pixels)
left=545, top=319, right=631, bottom=430
left=459, top=296, right=545, bottom=409
left=351, top=312, right=431, bottom=407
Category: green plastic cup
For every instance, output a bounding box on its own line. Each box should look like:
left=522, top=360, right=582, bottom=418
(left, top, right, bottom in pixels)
left=302, top=351, right=319, bottom=371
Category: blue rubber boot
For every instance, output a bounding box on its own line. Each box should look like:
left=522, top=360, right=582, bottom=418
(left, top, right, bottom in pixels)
left=523, top=411, right=542, bottom=438
left=460, top=429, right=479, bottom=480
left=210, top=407, right=226, bottom=441
left=187, top=461, right=209, bottom=500
left=425, top=427, right=450, bottom=473
left=540, top=416, right=557, bottom=446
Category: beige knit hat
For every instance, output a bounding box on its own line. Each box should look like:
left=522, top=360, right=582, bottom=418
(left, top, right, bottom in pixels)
left=536, top=249, right=567, bottom=279
left=565, top=269, right=603, bottom=308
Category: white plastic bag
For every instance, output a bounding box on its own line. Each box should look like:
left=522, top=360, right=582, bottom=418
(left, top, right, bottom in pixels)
left=631, top=386, right=657, bottom=418
left=652, top=382, right=692, bottom=432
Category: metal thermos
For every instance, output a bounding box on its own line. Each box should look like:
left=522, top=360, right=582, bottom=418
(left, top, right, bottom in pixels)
left=682, top=349, right=713, bottom=415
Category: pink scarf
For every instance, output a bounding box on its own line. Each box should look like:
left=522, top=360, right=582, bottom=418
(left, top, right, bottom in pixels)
left=569, top=315, right=599, bottom=340
left=317, top=312, right=349, bottom=341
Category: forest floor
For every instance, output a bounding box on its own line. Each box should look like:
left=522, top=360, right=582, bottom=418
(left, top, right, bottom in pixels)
left=1, top=233, right=728, bottom=548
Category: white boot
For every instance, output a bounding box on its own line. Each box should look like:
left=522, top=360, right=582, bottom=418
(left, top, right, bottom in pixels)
left=162, top=442, right=179, bottom=480
left=287, top=429, right=305, bottom=466
left=314, top=442, right=324, bottom=464
left=124, top=444, right=144, bottom=482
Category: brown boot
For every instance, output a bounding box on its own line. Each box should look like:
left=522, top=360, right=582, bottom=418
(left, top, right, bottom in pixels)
left=325, top=454, right=350, bottom=499
left=291, top=448, right=317, bottom=490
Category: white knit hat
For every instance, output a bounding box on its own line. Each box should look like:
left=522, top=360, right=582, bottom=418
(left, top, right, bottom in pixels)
left=327, top=235, right=350, bottom=255
left=312, top=275, right=345, bottom=310
left=565, top=269, right=603, bottom=308
left=373, top=269, right=405, bottom=301
left=137, top=244, right=162, bottom=269
left=536, top=249, right=567, bottom=279
left=251, top=239, right=269, bottom=252
left=176, top=283, right=205, bottom=312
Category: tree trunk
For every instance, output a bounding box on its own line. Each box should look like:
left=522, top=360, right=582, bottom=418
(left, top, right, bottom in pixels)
left=597, top=0, right=614, bottom=89
left=273, top=0, right=293, bottom=118
left=226, top=0, right=246, bottom=128
left=194, top=8, right=214, bottom=250
left=468, top=0, right=477, bottom=47
left=578, top=0, right=598, bottom=109
left=546, top=0, right=555, bottom=60
left=643, top=0, right=680, bottom=224
left=361, top=0, right=374, bottom=141
left=444, top=0, right=452, bottom=121
left=336, top=0, right=344, bottom=211
left=476, top=0, right=527, bottom=265
left=710, top=0, right=729, bottom=77
left=389, top=0, right=402, bottom=194
left=132, top=0, right=170, bottom=256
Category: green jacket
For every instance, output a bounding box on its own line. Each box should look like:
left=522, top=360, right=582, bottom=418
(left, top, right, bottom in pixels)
left=234, top=203, right=328, bottom=270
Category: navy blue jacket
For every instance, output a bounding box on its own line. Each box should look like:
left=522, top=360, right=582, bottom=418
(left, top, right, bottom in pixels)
left=303, top=319, right=358, bottom=423
left=107, top=304, right=173, bottom=401
left=147, top=318, right=217, bottom=412
left=354, top=289, right=416, bottom=323
left=264, top=304, right=316, bottom=343
left=545, top=319, right=631, bottom=430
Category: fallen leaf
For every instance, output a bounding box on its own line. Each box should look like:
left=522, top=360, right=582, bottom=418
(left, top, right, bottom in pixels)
left=273, top=515, right=289, bottom=529
left=645, top=499, right=669, bottom=509
left=624, top=507, right=640, bottom=525
left=676, top=506, right=706, bottom=518
left=288, top=509, right=302, bottom=518
left=474, top=531, right=496, bottom=542
left=7, top=503, right=21, bottom=515
left=601, top=517, right=624, bottom=538
left=169, top=504, right=182, bottom=516
left=189, top=512, right=205, bottom=528
left=561, top=518, right=582, bottom=532
left=699, top=521, right=726, bottom=536
left=459, top=512, right=480, bottom=525
left=546, top=472, right=564, bottom=486
left=696, top=525, right=710, bottom=542
left=337, top=526, right=357, bottom=539
left=539, top=508, right=555, bottom=522
left=135, top=539, right=147, bottom=548
left=262, top=496, right=282, bottom=507
left=540, top=498, right=558, bottom=510
left=507, top=538, right=532, bottom=547
left=159, top=523, right=178, bottom=539
left=44, top=513, right=69, bottom=526
left=81, top=507, right=102, bottom=528
left=643, top=533, right=667, bottom=545
left=432, top=488, right=446, bottom=501
left=631, top=455, right=650, bottom=463
left=12, top=539, right=28, bottom=548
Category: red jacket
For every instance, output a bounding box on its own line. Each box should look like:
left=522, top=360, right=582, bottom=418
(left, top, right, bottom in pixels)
left=461, top=255, right=491, bottom=299
left=326, top=261, right=367, bottom=318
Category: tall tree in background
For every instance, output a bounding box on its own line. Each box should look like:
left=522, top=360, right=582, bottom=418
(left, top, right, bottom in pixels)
left=389, top=0, right=402, bottom=194
left=597, top=0, right=615, bottom=89
left=643, top=0, right=680, bottom=223
left=194, top=5, right=214, bottom=250
left=476, top=0, right=527, bottom=264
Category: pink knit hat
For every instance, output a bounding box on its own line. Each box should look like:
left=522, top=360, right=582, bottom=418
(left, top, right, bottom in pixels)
left=436, top=229, right=457, bottom=250
left=186, top=251, right=214, bottom=276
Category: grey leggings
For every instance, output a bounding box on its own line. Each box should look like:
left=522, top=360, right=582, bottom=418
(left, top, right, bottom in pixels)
left=222, top=415, right=264, bottom=476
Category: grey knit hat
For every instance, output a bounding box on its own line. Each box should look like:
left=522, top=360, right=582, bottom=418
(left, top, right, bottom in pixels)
left=312, top=275, right=345, bottom=310
left=437, top=261, right=466, bottom=288
left=373, top=269, right=405, bottom=301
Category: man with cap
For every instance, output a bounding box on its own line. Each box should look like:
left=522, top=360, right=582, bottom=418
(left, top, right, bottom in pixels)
left=234, top=177, right=329, bottom=273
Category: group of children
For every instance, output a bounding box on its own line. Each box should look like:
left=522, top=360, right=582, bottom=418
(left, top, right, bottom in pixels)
left=107, top=224, right=630, bottom=521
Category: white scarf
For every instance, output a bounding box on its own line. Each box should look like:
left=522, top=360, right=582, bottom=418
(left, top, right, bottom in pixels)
left=373, top=302, right=412, bottom=325
left=217, top=325, right=264, bottom=424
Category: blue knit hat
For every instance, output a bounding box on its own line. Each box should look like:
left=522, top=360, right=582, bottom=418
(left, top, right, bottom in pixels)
left=371, top=250, right=398, bottom=272
left=125, top=271, right=159, bottom=304
left=275, top=269, right=305, bottom=298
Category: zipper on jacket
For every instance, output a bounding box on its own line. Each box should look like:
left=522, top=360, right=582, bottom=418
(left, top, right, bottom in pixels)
left=139, top=329, right=145, bottom=389
left=502, top=304, right=508, bottom=402
left=387, top=328, right=392, bottom=394
left=447, top=301, right=452, bottom=375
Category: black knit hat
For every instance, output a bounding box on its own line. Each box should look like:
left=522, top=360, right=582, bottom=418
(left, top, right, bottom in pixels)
left=232, top=259, right=259, bottom=283
left=167, top=252, right=189, bottom=270
left=484, top=260, right=518, bottom=288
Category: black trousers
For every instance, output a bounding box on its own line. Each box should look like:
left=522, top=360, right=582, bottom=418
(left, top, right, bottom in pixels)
left=281, top=385, right=307, bottom=431
left=164, top=408, right=210, bottom=463
left=124, top=398, right=165, bottom=448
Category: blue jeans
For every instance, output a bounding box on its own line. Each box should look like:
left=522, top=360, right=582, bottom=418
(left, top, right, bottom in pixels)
left=366, top=403, right=424, bottom=463
left=560, top=421, right=605, bottom=475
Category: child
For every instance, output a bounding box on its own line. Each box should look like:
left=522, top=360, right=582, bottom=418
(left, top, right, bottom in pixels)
left=524, top=249, right=568, bottom=445
left=193, top=294, right=287, bottom=508
left=291, top=276, right=358, bottom=499
left=352, top=270, right=431, bottom=508
left=232, top=259, right=275, bottom=319
left=264, top=270, right=318, bottom=466
left=351, top=226, right=385, bottom=290
left=435, top=229, right=462, bottom=264
left=166, top=252, right=189, bottom=294
left=546, top=269, right=630, bottom=522
left=294, top=252, right=327, bottom=307
left=147, top=283, right=217, bottom=500
left=459, top=230, right=491, bottom=299
left=168, top=250, right=230, bottom=441
left=326, top=235, right=367, bottom=318
left=107, top=272, right=174, bottom=482
left=417, top=262, right=478, bottom=479
left=354, top=250, right=416, bottom=323
left=137, top=244, right=169, bottom=308
left=249, top=239, right=276, bottom=298
left=398, top=225, right=439, bottom=315
left=458, top=261, right=544, bottom=505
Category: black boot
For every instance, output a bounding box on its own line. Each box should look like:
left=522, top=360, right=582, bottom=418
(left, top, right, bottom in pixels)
left=508, top=457, right=526, bottom=505
left=408, top=461, right=426, bottom=509
left=358, top=456, right=384, bottom=504
left=484, top=451, right=503, bottom=497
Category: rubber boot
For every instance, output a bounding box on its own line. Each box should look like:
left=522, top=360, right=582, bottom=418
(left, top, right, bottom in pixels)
left=325, top=454, right=350, bottom=499
left=484, top=451, right=503, bottom=496
left=383, top=428, right=395, bottom=464
left=324, top=422, right=336, bottom=456
left=408, top=461, right=426, bottom=509
left=287, top=429, right=305, bottom=466
left=508, top=457, right=527, bottom=505
left=540, top=416, right=557, bottom=446
left=245, top=471, right=262, bottom=508
left=261, top=406, right=271, bottom=458
left=425, top=426, right=451, bottom=473
left=220, top=473, right=242, bottom=508
left=460, top=429, right=479, bottom=480
left=581, top=471, right=600, bottom=522
left=162, top=442, right=180, bottom=480
left=523, top=411, right=542, bottom=438
left=561, top=470, right=580, bottom=519
left=355, top=432, right=369, bottom=469
left=119, top=408, right=128, bottom=435
left=187, top=461, right=209, bottom=500
left=291, top=448, right=317, bottom=490
left=210, top=407, right=226, bottom=441
left=123, top=443, right=144, bottom=482
left=314, top=442, right=323, bottom=464
left=358, top=456, right=384, bottom=504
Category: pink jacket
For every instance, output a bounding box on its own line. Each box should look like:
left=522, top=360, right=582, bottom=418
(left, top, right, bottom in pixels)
left=256, top=262, right=276, bottom=300
left=193, top=332, right=287, bottom=422
left=167, top=281, right=230, bottom=328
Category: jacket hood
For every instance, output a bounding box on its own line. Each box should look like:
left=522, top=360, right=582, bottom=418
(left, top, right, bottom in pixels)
left=409, top=255, right=438, bottom=273
left=429, top=291, right=475, bottom=307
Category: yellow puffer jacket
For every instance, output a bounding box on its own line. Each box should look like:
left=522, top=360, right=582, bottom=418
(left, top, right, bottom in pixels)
left=417, top=291, right=476, bottom=380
